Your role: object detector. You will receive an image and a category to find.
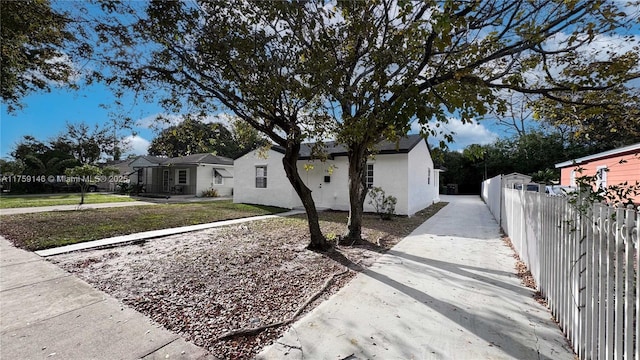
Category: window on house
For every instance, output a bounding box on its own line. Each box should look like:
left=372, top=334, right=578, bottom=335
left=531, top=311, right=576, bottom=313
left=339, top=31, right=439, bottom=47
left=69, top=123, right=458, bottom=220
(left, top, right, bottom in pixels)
left=595, top=166, right=608, bottom=190
left=177, top=169, right=188, bottom=185
left=366, top=164, right=374, bottom=189
left=256, top=166, right=267, bottom=188
left=214, top=171, right=223, bottom=185
left=570, top=170, right=576, bottom=187
left=428, top=168, right=431, bottom=185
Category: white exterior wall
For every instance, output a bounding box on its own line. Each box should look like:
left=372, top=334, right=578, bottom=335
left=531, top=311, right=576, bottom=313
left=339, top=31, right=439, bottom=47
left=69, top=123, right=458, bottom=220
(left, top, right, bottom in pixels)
left=365, top=154, right=410, bottom=214
left=195, top=164, right=234, bottom=197
left=406, top=140, right=438, bottom=215
left=233, top=149, right=297, bottom=208
left=297, top=155, right=413, bottom=214
left=234, top=142, right=438, bottom=215
left=296, top=158, right=348, bottom=210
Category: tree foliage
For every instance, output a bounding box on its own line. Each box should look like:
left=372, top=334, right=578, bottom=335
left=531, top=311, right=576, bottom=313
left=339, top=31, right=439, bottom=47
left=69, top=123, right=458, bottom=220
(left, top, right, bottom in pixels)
left=64, top=164, right=101, bottom=205
left=1, top=0, right=78, bottom=112
left=435, top=131, right=601, bottom=193
left=147, top=116, right=265, bottom=159
left=88, top=1, right=339, bottom=250
left=6, top=122, right=116, bottom=193
left=78, top=0, right=639, bottom=245
left=53, top=121, right=114, bottom=165
left=532, top=86, right=640, bottom=152
left=282, top=0, right=639, bottom=240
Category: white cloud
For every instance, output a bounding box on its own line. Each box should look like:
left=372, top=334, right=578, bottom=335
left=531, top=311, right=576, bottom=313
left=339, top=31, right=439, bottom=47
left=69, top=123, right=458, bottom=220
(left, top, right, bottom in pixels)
left=136, top=112, right=239, bottom=130
left=412, top=117, right=498, bottom=150
left=121, top=135, right=150, bottom=156
left=136, top=113, right=184, bottom=130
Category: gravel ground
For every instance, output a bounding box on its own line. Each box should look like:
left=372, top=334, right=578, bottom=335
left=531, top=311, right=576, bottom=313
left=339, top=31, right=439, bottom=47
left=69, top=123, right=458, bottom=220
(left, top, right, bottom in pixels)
left=50, top=206, right=446, bottom=359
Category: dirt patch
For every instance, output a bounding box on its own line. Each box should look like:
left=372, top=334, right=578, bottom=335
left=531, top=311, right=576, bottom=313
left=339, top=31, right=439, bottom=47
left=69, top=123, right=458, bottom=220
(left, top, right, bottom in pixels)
left=50, top=203, right=447, bottom=359
left=501, top=234, right=547, bottom=307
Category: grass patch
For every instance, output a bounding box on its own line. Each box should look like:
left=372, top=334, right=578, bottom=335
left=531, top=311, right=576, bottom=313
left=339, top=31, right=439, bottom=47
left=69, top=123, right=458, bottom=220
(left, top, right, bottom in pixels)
left=0, top=201, right=287, bottom=250
left=0, top=194, right=136, bottom=208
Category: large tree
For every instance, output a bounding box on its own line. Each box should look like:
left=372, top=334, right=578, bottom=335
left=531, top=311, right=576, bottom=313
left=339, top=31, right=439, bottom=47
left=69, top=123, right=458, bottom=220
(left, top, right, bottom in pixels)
left=296, top=0, right=639, bottom=241
left=148, top=117, right=234, bottom=158
left=1, top=0, right=78, bottom=112
left=52, top=121, right=114, bottom=164
left=89, top=1, right=335, bottom=250
left=147, top=116, right=265, bottom=159
left=81, top=0, right=638, bottom=244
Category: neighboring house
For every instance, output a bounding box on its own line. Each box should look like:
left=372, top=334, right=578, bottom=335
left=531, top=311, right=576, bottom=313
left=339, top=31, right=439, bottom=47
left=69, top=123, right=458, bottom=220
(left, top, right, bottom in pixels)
left=130, top=153, right=234, bottom=196
left=233, top=134, right=440, bottom=215
left=97, top=159, right=137, bottom=192
left=555, top=143, right=640, bottom=203
left=502, top=172, right=533, bottom=190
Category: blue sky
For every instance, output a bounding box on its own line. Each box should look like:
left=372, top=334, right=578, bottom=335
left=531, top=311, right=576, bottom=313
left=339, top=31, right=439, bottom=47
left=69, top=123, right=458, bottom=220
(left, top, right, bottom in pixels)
left=2, top=1, right=637, bottom=161
left=0, top=83, right=160, bottom=160
left=0, top=82, right=503, bottom=160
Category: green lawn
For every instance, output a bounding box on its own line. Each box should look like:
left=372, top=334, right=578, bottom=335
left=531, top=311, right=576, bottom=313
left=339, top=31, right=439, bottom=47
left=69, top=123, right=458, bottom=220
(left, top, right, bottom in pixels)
left=0, top=201, right=287, bottom=250
left=0, top=194, right=136, bottom=209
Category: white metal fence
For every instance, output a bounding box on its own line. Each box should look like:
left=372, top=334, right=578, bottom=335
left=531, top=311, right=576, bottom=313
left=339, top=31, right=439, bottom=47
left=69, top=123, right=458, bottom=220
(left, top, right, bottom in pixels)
left=482, top=177, right=639, bottom=359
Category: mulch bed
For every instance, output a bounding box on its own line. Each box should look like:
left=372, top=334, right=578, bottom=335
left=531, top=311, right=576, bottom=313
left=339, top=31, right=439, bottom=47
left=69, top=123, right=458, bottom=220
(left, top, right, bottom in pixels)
left=49, top=204, right=447, bottom=359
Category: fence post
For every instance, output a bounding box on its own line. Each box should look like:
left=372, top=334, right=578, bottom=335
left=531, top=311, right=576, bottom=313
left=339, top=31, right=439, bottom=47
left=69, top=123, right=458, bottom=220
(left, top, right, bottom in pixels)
left=606, top=205, right=615, bottom=360
left=635, top=208, right=639, bottom=360
left=615, top=206, right=625, bottom=359
left=623, top=206, right=634, bottom=359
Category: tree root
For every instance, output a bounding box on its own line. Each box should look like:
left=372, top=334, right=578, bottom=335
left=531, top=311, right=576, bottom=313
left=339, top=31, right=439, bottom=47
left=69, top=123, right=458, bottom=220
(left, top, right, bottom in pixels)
left=216, top=268, right=349, bottom=341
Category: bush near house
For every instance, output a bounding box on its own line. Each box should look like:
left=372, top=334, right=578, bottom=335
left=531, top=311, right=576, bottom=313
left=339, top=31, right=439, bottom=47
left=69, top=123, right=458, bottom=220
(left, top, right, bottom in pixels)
left=368, top=186, right=397, bottom=220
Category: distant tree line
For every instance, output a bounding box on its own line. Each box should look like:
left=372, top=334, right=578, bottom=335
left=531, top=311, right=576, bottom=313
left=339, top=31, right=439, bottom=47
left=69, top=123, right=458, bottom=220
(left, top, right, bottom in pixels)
left=435, top=109, right=640, bottom=194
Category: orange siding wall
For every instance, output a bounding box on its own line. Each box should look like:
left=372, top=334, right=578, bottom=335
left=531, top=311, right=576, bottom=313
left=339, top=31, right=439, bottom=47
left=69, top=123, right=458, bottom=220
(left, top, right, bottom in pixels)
left=559, top=152, right=640, bottom=203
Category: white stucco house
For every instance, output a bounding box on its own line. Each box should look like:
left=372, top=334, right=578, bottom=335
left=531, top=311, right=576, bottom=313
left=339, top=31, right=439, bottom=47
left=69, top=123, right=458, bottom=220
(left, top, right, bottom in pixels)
left=130, top=153, right=234, bottom=197
left=233, top=134, right=440, bottom=215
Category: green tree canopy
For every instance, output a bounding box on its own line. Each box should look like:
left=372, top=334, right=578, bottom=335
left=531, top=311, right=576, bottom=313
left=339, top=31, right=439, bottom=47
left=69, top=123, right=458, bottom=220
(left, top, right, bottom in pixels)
left=147, top=116, right=265, bottom=159
left=52, top=122, right=114, bottom=165
left=78, top=0, right=639, bottom=246
left=532, top=86, right=640, bottom=152
left=1, top=0, right=78, bottom=112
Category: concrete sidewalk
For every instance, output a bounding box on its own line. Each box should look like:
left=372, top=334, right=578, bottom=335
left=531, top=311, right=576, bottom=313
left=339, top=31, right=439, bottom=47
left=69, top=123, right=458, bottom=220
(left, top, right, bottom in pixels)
left=0, top=237, right=213, bottom=360
left=258, top=195, right=575, bottom=360
left=0, top=200, right=157, bottom=215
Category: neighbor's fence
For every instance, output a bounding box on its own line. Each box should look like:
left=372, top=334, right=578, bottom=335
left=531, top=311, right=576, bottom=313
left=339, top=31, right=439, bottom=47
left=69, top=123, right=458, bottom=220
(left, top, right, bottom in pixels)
left=482, top=178, right=639, bottom=360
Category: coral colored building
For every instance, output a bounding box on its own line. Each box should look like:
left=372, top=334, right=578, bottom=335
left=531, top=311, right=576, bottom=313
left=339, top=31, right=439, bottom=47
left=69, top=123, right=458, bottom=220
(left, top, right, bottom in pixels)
left=555, top=143, right=640, bottom=203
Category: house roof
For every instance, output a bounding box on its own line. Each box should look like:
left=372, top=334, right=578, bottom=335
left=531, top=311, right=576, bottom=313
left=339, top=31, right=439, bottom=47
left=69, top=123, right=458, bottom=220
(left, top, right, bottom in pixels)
left=272, top=134, right=426, bottom=160
left=161, top=153, right=233, bottom=166
left=131, top=153, right=233, bottom=167
left=503, top=172, right=532, bottom=179
left=555, top=143, right=640, bottom=168
left=99, top=160, right=136, bottom=175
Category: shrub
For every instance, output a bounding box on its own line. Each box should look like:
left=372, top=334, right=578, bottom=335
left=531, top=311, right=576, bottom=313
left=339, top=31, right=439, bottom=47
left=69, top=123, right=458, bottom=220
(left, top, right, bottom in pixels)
left=201, top=188, right=219, bottom=197
left=368, top=186, right=397, bottom=220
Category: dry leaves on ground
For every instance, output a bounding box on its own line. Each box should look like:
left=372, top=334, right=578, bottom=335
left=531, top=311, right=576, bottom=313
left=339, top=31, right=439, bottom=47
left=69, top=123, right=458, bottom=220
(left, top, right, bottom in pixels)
left=50, top=204, right=447, bottom=359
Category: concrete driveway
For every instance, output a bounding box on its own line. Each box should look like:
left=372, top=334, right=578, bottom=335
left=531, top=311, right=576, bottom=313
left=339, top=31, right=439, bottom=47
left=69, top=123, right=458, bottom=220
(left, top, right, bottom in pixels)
left=258, top=195, right=575, bottom=360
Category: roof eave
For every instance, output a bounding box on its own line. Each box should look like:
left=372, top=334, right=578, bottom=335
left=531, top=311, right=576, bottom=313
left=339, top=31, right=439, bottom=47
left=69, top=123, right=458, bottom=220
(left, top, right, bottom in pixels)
left=555, top=143, right=640, bottom=168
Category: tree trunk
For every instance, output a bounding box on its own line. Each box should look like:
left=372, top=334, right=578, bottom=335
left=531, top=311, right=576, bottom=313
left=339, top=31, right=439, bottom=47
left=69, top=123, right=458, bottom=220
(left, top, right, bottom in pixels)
left=344, top=144, right=368, bottom=243
left=281, top=143, right=331, bottom=251
left=79, top=183, right=86, bottom=205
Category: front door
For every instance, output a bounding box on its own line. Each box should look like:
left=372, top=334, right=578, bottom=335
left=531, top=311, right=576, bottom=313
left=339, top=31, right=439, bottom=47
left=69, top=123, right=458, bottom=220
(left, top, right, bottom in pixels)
left=162, top=170, right=170, bottom=193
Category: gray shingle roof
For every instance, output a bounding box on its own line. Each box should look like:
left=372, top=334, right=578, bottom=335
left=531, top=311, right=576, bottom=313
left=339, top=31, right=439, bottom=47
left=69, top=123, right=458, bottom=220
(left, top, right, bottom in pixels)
left=273, top=134, right=425, bottom=159
left=132, top=153, right=233, bottom=166
left=160, top=153, right=233, bottom=166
